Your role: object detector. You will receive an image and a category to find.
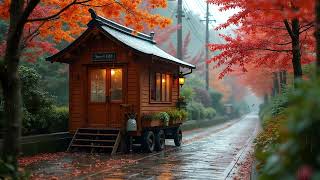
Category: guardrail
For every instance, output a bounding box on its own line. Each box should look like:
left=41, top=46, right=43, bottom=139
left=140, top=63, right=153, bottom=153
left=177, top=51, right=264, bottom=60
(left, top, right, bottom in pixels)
left=0, top=132, right=72, bottom=156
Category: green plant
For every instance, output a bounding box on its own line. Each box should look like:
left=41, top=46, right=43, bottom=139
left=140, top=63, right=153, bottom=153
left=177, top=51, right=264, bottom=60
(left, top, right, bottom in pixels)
left=204, top=107, right=216, bottom=119
left=186, top=101, right=205, bottom=120
left=0, top=159, right=30, bottom=180
left=180, top=87, right=193, bottom=103
left=208, top=89, right=225, bottom=115
left=166, top=108, right=188, bottom=122
left=254, top=114, right=285, bottom=171
left=256, top=79, right=320, bottom=179
left=48, top=106, right=69, bottom=133
left=155, top=112, right=170, bottom=125
left=179, top=109, right=188, bottom=120
left=176, top=96, right=187, bottom=109
left=167, top=109, right=181, bottom=121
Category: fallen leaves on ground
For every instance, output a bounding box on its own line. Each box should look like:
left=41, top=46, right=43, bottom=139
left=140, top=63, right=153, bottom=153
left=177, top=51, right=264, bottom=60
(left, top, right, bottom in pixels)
left=19, top=152, right=67, bottom=167
left=29, top=154, right=137, bottom=180
left=233, top=152, right=254, bottom=180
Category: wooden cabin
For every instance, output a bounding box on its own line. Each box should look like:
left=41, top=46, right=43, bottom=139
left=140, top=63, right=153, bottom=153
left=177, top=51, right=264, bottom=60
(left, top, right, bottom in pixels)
left=47, top=9, right=195, bottom=153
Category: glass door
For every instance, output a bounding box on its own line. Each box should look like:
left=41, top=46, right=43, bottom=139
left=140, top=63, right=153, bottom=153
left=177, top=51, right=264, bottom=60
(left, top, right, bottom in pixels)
left=87, top=67, right=124, bottom=128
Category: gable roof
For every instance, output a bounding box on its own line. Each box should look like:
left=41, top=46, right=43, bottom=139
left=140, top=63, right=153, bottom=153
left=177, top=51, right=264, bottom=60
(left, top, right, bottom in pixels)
left=46, top=9, right=195, bottom=69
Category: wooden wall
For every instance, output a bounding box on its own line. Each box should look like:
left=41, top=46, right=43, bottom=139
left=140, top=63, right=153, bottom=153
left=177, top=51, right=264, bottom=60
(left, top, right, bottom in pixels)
left=67, top=29, right=139, bottom=132
left=139, top=58, right=180, bottom=115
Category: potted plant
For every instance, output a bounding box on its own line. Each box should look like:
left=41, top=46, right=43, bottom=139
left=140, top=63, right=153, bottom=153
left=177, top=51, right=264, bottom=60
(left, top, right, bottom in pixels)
left=167, top=108, right=188, bottom=125
left=141, top=113, right=160, bottom=127
left=156, top=112, right=170, bottom=126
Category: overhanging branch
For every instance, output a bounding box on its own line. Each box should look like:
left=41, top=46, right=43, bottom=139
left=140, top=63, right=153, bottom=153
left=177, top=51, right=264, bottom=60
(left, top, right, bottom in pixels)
left=27, top=0, right=91, bottom=22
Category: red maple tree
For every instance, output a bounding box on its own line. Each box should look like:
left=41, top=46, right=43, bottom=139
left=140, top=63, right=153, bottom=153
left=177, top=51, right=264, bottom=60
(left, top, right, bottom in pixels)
left=207, top=0, right=315, bottom=81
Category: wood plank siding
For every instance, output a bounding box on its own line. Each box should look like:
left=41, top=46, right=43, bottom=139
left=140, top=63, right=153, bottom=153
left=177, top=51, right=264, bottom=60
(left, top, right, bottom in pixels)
left=139, top=58, right=180, bottom=115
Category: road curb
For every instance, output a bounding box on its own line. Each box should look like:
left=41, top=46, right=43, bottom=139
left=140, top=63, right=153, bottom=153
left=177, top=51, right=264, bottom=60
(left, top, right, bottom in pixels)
left=223, top=119, right=260, bottom=179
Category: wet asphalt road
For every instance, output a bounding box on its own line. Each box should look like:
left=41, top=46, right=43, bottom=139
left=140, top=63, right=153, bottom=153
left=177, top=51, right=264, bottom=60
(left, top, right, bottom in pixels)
left=82, top=113, right=259, bottom=180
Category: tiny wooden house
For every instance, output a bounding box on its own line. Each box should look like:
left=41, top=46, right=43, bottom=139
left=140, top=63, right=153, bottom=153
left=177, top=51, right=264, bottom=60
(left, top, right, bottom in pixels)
left=47, top=9, right=195, bottom=153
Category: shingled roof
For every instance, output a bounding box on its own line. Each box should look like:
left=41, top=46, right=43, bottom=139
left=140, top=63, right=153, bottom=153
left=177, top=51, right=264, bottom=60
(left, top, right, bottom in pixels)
left=46, top=9, right=195, bottom=69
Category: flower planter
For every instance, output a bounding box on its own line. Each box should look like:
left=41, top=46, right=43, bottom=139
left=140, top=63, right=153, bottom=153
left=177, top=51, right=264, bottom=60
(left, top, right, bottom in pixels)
left=142, top=119, right=163, bottom=127
left=169, top=118, right=184, bottom=126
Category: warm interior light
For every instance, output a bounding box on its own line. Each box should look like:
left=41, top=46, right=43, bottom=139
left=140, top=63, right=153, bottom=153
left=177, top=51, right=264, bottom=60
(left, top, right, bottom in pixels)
left=162, top=78, right=166, bottom=83
left=179, top=76, right=185, bottom=87
left=111, top=69, right=115, bottom=76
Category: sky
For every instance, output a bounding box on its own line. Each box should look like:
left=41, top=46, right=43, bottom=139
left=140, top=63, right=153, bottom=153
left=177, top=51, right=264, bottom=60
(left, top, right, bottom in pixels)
left=178, top=0, right=239, bottom=26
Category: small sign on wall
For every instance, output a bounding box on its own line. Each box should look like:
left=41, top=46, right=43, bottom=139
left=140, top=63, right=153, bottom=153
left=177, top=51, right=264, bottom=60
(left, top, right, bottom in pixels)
left=92, top=52, right=116, bottom=62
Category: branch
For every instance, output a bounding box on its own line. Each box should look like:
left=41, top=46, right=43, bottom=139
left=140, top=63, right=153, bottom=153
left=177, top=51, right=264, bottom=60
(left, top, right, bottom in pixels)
left=284, top=19, right=295, bottom=39
left=19, top=0, right=40, bottom=24
left=27, top=0, right=91, bottom=22
left=299, top=23, right=314, bottom=34
left=248, top=48, right=291, bottom=53
left=299, top=21, right=314, bottom=30
left=115, top=1, right=136, bottom=16
left=274, top=41, right=292, bottom=46
left=24, top=21, right=46, bottom=43
left=78, top=1, right=115, bottom=7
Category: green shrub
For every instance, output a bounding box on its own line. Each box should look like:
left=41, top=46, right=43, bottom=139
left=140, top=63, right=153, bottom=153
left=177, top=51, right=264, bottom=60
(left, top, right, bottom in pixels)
left=186, top=101, right=205, bottom=120
left=22, top=106, right=69, bottom=135
left=180, top=87, right=193, bottom=102
left=193, top=88, right=212, bottom=107
left=0, top=66, right=69, bottom=136
left=208, top=89, right=225, bottom=115
left=254, top=115, right=285, bottom=171
left=260, top=88, right=291, bottom=119
left=204, top=107, right=216, bottom=119
left=48, top=106, right=69, bottom=133
left=180, top=109, right=188, bottom=120
left=256, top=79, right=320, bottom=179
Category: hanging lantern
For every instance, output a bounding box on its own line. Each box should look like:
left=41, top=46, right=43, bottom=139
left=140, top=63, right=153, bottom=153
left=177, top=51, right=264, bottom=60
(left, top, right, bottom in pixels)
left=179, top=73, right=185, bottom=87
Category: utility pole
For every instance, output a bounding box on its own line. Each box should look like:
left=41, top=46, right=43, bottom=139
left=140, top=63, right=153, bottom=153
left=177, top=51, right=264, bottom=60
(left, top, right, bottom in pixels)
left=177, top=0, right=183, bottom=60
left=201, top=2, right=215, bottom=90
left=205, top=1, right=209, bottom=90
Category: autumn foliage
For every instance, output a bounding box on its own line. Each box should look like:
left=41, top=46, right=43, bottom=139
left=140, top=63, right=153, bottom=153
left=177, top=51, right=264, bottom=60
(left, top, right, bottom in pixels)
left=207, top=0, right=316, bottom=96
left=0, top=0, right=171, bottom=61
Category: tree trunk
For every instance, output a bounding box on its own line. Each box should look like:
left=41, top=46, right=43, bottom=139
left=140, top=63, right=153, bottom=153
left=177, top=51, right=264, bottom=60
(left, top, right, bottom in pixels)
left=291, top=18, right=303, bottom=79
left=282, top=71, right=287, bottom=85
left=272, top=72, right=279, bottom=96
left=1, top=0, right=25, bottom=177
left=316, top=0, right=320, bottom=77
left=280, top=70, right=287, bottom=91
left=263, top=94, right=269, bottom=104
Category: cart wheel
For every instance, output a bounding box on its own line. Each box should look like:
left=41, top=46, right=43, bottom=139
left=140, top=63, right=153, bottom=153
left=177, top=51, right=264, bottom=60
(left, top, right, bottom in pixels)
left=173, top=127, right=182, bottom=147
left=142, top=131, right=155, bottom=153
left=155, top=130, right=165, bottom=151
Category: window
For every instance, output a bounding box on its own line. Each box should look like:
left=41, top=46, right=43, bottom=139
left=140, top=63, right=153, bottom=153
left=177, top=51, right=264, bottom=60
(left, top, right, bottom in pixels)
left=90, top=69, right=106, bottom=103
left=150, top=72, right=172, bottom=102
left=110, top=68, right=123, bottom=101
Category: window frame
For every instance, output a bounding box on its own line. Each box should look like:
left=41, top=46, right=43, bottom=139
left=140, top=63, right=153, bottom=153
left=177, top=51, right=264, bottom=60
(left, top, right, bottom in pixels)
left=149, top=71, right=173, bottom=104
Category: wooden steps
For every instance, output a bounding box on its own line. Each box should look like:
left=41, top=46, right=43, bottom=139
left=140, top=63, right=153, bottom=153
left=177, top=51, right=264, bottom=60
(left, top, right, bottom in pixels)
left=67, top=128, right=121, bottom=155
